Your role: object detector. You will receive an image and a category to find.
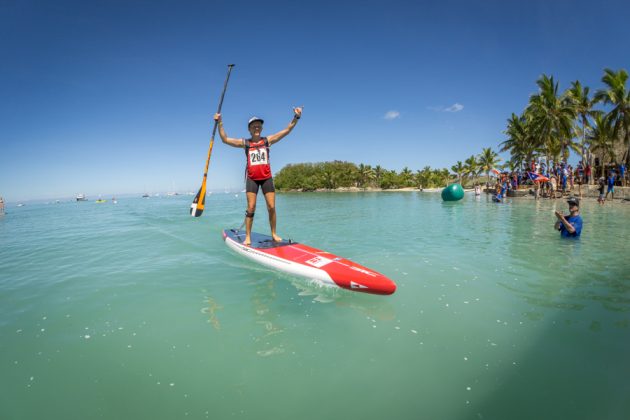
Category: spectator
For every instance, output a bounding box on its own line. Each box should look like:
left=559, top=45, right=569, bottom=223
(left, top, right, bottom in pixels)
left=555, top=197, right=583, bottom=238
left=597, top=177, right=606, bottom=204
left=606, top=171, right=616, bottom=201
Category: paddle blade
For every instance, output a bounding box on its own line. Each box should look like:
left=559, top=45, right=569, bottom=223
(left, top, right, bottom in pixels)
left=190, top=181, right=207, bottom=217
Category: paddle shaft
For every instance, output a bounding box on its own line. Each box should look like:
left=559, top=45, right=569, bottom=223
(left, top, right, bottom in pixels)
left=203, top=64, right=234, bottom=176
left=191, top=64, right=234, bottom=216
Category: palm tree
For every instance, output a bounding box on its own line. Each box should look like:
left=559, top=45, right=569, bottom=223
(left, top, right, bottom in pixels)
left=435, top=168, right=451, bottom=187
left=567, top=80, right=599, bottom=183
left=594, top=68, right=630, bottom=163
left=450, top=161, right=464, bottom=184
left=320, top=169, right=337, bottom=189
left=477, top=147, right=501, bottom=183
left=589, top=113, right=617, bottom=179
left=399, top=167, right=414, bottom=187
left=374, top=165, right=384, bottom=188
left=380, top=170, right=398, bottom=189
left=501, top=112, right=538, bottom=169
left=505, top=158, right=520, bottom=172
left=527, top=74, right=577, bottom=164
left=463, top=155, right=479, bottom=185
left=356, top=163, right=375, bottom=188
left=416, top=166, right=433, bottom=189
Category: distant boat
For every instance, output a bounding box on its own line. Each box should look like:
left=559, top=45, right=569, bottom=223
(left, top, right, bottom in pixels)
left=17, top=203, right=25, bottom=207
left=142, top=193, right=149, bottom=198
left=112, top=197, right=118, bottom=204
left=95, top=199, right=106, bottom=204
left=76, top=194, right=87, bottom=201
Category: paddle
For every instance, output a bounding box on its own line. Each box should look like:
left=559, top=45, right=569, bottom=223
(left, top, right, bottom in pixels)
left=190, top=64, right=235, bottom=217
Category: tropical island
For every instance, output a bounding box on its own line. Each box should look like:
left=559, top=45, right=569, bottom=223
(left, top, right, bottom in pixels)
left=275, top=68, right=629, bottom=194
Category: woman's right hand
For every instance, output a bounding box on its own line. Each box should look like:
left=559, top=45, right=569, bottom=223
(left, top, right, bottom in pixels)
left=214, top=113, right=222, bottom=122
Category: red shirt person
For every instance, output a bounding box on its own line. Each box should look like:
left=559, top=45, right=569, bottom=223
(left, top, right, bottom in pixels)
left=215, top=108, right=303, bottom=246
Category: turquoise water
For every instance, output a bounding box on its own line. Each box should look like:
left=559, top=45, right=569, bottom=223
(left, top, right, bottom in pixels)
left=1, top=192, right=629, bottom=420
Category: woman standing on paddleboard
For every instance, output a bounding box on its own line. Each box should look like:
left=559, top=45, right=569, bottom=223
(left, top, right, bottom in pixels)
left=214, top=107, right=302, bottom=246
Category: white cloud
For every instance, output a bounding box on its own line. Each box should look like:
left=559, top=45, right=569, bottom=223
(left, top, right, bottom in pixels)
left=428, top=103, right=464, bottom=113
left=384, top=110, right=400, bottom=120
left=445, top=103, right=464, bottom=112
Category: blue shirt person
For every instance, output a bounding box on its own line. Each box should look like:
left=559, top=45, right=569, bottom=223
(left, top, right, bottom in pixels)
left=554, top=197, right=582, bottom=238
left=606, top=171, right=616, bottom=200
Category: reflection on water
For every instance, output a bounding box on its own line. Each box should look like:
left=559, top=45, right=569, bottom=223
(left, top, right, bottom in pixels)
left=201, top=295, right=223, bottom=330
left=251, top=279, right=286, bottom=357
left=243, top=274, right=399, bottom=358
left=284, top=275, right=396, bottom=320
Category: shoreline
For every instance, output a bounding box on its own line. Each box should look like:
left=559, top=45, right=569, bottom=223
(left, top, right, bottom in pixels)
left=278, top=185, right=630, bottom=202
left=279, top=187, right=442, bottom=193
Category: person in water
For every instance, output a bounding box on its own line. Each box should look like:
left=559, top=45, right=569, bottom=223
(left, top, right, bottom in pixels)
left=215, top=107, right=303, bottom=246
left=554, top=196, right=583, bottom=238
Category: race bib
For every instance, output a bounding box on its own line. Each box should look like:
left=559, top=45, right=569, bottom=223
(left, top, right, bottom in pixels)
left=248, top=148, right=268, bottom=166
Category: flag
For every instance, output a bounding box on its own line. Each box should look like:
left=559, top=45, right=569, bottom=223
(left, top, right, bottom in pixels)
left=528, top=172, right=549, bottom=182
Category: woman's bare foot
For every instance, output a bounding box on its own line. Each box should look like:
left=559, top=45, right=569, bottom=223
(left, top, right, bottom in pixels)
left=243, top=237, right=251, bottom=246
left=272, top=234, right=282, bottom=242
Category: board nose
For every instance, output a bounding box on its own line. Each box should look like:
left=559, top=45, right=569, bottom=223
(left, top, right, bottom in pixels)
left=351, top=276, right=396, bottom=295
left=372, top=278, right=396, bottom=295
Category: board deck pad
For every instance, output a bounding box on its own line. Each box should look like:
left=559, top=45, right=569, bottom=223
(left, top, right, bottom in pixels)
left=224, top=229, right=295, bottom=249
left=222, top=229, right=396, bottom=295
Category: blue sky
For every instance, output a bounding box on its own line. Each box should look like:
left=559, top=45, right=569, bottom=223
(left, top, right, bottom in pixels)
left=1, top=0, right=629, bottom=202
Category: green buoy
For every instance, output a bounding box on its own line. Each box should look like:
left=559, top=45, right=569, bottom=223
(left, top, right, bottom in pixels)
left=441, top=183, right=464, bottom=201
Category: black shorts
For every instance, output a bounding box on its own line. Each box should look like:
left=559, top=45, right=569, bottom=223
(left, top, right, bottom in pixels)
left=246, top=177, right=275, bottom=194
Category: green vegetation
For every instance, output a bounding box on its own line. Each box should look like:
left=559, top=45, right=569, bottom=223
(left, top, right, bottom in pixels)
left=274, top=161, right=451, bottom=190
left=500, top=68, right=629, bottom=182
left=275, top=68, right=629, bottom=191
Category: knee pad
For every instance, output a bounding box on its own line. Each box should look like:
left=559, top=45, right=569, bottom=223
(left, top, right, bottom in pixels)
left=245, top=211, right=255, bottom=218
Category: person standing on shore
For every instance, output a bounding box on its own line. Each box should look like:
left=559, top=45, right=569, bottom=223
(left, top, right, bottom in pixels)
left=605, top=170, right=616, bottom=201
left=550, top=175, right=558, bottom=199
left=555, top=197, right=583, bottom=238
left=560, top=163, right=568, bottom=195
left=215, top=107, right=303, bottom=246
left=576, top=162, right=584, bottom=197
left=597, top=177, right=606, bottom=204
left=619, top=163, right=626, bottom=187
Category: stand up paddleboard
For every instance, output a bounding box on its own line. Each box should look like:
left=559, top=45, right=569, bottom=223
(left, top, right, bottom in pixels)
left=222, top=229, right=396, bottom=295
